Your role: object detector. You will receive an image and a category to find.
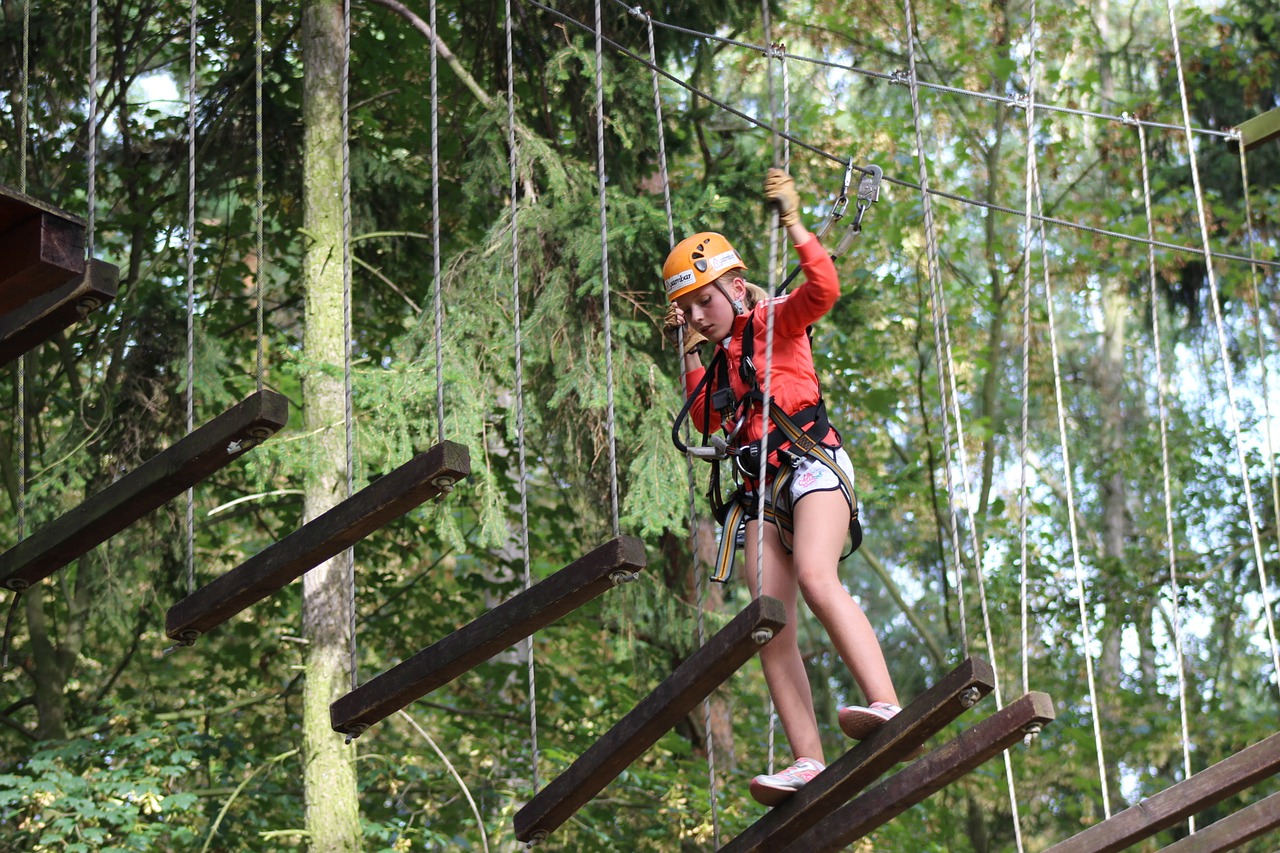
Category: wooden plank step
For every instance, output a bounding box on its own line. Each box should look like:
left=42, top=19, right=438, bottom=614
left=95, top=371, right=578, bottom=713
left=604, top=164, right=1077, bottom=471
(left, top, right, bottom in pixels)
left=784, top=691, right=1057, bottom=853
left=0, top=390, right=289, bottom=592
left=1042, top=731, right=1280, bottom=853
left=1236, top=107, right=1280, bottom=152
left=0, top=259, right=118, bottom=367
left=720, top=656, right=997, bottom=853
left=0, top=185, right=87, bottom=315
left=165, top=440, right=470, bottom=644
left=513, top=595, right=788, bottom=845
left=331, top=535, right=646, bottom=738
left=1156, top=790, right=1280, bottom=852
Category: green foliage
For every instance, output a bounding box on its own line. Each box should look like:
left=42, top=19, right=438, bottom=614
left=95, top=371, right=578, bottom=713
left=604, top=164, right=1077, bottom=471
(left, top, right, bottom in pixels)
left=0, top=721, right=204, bottom=852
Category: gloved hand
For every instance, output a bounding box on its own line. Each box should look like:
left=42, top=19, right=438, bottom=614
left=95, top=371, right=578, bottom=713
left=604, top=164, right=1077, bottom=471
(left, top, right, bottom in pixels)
left=764, top=167, right=801, bottom=228
left=664, top=302, right=707, bottom=355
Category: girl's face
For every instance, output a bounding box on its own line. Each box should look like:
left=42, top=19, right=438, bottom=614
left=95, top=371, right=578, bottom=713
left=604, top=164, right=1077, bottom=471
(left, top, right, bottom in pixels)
left=676, top=278, right=743, bottom=343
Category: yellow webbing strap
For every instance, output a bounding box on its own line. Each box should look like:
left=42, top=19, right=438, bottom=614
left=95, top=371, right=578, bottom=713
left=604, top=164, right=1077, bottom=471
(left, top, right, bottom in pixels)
left=711, top=499, right=748, bottom=583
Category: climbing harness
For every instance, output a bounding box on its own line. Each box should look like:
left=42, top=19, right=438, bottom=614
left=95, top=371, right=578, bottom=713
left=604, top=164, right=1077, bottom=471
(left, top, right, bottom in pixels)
left=672, top=312, right=861, bottom=583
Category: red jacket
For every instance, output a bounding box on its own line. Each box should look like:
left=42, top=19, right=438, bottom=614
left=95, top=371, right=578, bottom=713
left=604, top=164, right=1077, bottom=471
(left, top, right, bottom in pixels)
left=684, top=236, right=840, bottom=469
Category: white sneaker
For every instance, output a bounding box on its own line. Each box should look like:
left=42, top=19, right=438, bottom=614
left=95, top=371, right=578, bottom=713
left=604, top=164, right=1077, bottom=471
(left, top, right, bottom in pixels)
left=749, top=757, right=825, bottom=806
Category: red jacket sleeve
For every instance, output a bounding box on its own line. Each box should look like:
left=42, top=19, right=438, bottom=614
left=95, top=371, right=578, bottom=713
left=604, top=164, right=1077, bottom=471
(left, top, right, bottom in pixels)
left=773, top=235, right=840, bottom=336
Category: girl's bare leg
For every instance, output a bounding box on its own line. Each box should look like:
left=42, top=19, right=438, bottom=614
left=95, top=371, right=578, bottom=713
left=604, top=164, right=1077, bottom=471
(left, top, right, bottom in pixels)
left=743, top=519, right=824, bottom=763
left=791, top=489, right=899, bottom=707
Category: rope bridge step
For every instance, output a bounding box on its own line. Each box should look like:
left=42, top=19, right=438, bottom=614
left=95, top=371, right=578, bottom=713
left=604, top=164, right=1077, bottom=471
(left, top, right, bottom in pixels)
left=513, top=595, right=788, bottom=845
left=0, top=259, right=117, bottom=367
left=1156, top=789, right=1280, bottom=853
left=330, top=535, right=646, bottom=738
left=719, top=656, right=997, bottom=853
left=0, top=185, right=86, bottom=315
left=784, top=691, right=1057, bottom=853
left=1042, top=731, right=1280, bottom=853
left=165, top=440, right=470, bottom=645
left=0, top=390, right=288, bottom=592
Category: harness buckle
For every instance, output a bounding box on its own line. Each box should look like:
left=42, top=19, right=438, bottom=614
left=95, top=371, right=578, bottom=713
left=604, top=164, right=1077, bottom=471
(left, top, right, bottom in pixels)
left=850, top=165, right=883, bottom=234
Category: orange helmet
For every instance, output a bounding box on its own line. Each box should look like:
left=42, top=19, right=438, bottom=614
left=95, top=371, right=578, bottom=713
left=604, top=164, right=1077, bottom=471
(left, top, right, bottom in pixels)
left=662, top=232, right=747, bottom=302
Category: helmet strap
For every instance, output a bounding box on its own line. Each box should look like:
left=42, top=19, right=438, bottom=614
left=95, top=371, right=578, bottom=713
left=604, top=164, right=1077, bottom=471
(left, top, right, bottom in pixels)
left=714, top=280, right=745, bottom=315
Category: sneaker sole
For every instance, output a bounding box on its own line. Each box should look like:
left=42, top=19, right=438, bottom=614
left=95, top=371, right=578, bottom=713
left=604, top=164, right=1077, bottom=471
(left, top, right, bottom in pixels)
left=838, top=707, right=893, bottom=739
left=749, top=778, right=799, bottom=807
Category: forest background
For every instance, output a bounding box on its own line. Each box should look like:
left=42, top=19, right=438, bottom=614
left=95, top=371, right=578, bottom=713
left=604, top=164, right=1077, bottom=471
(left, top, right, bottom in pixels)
left=1, top=0, right=1278, bottom=850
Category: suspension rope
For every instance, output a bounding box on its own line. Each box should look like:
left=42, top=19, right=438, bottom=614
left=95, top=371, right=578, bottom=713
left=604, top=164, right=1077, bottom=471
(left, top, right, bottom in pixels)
left=1164, top=0, right=1280, bottom=695
left=522, top=0, right=1277, bottom=272
left=593, top=0, right=621, bottom=538
left=254, top=0, right=265, bottom=391
left=6, top=0, right=33, bottom=670
left=505, top=0, right=541, bottom=797
left=17, top=0, right=31, bottom=545
left=754, top=0, right=780, bottom=778
left=87, top=0, right=98, bottom=259
left=1035, top=164, right=1112, bottom=816
left=903, top=1, right=1027, bottom=840
left=342, top=0, right=358, bottom=693
left=631, top=4, right=720, bottom=840
left=184, top=0, right=198, bottom=596
left=901, top=0, right=968, bottom=657
left=431, top=0, right=445, bottom=441
left=1236, top=130, right=1280, bottom=627
left=1136, top=118, right=1196, bottom=836
left=1006, top=2, right=1050, bottom=846
left=607, top=0, right=1234, bottom=143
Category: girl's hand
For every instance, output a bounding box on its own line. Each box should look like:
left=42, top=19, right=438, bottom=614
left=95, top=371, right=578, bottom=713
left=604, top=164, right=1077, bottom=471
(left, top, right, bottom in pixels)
left=764, top=168, right=801, bottom=228
left=664, top=303, right=706, bottom=354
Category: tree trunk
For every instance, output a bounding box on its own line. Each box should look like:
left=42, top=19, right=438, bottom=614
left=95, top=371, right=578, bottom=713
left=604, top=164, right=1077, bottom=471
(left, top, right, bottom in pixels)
left=301, top=1, right=361, bottom=849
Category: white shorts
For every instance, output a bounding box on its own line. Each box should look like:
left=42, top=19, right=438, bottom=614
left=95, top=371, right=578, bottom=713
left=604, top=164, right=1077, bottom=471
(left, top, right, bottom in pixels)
left=786, top=446, right=855, bottom=506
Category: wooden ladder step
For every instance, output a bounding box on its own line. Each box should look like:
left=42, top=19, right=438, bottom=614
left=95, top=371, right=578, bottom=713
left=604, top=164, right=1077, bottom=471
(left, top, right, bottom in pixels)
left=720, top=656, right=997, bottom=853
left=1043, top=731, right=1280, bottom=853
left=0, top=390, right=289, bottom=592
left=165, top=440, right=470, bottom=644
left=784, top=691, right=1057, bottom=853
left=1156, top=790, right=1280, bottom=853
left=513, top=595, right=788, bottom=845
left=0, top=259, right=118, bottom=367
left=0, top=185, right=87, bottom=315
left=330, top=535, right=646, bottom=738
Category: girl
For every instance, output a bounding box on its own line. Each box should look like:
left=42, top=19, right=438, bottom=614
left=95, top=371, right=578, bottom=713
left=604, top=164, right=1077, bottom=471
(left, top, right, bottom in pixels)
left=663, top=169, right=905, bottom=806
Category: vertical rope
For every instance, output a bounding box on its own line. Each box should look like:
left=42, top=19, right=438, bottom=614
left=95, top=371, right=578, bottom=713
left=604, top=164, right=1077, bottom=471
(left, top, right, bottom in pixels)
left=775, top=45, right=790, bottom=284
left=901, top=0, right=968, bottom=657
left=1237, top=139, right=1280, bottom=615
left=1164, top=0, right=1280, bottom=694
left=19, top=0, right=29, bottom=196
left=9, top=0, right=33, bottom=662
left=1136, top=118, right=1195, bottom=834
left=757, top=0, right=779, bottom=776
left=87, top=0, right=98, bottom=258
left=1032, top=168, right=1111, bottom=816
left=430, top=0, right=445, bottom=441
left=341, top=0, right=357, bottom=692
left=640, top=8, right=720, bottom=841
left=17, top=0, right=30, bottom=545
left=592, top=0, right=620, bottom=537
left=184, top=0, right=199, bottom=596
left=505, top=0, right=539, bottom=796
left=254, top=0, right=265, bottom=391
